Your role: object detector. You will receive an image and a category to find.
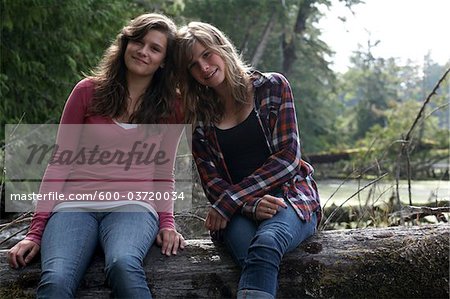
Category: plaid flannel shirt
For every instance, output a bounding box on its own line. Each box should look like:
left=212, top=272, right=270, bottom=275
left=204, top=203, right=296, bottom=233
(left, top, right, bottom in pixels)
left=192, top=71, right=322, bottom=225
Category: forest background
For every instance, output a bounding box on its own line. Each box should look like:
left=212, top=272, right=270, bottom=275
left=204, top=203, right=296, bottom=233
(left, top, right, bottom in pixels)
left=1, top=0, right=449, bottom=230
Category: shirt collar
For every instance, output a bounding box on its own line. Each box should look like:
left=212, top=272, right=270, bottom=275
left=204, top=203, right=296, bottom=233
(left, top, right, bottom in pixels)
left=250, top=70, right=275, bottom=88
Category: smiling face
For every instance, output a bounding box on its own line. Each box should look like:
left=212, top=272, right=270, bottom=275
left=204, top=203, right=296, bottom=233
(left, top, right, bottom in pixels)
left=124, top=29, right=168, bottom=81
left=188, top=41, right=226, bottom=92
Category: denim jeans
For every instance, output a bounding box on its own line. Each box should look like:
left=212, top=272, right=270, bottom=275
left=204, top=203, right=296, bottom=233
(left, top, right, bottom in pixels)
left=37, top=204, right=158, bottom=299
left=223, top=199, right=317, bottom=299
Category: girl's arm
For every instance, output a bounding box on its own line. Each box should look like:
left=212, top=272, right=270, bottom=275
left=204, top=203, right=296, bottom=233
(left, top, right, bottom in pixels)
left=153, top=125, right=184, bottom=230
left=25, top=79, right=93, bottom=245
left=153, top=98, right=185, bottom=230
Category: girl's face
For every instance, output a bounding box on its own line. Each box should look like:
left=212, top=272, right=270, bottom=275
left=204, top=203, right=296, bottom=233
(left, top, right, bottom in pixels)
left=188, top=42, right=226, bottom=91
left=124, top=29, right=168, bottom=80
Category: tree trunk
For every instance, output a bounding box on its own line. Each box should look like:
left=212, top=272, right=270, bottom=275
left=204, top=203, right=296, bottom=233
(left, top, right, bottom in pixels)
left=1, top=224, right=448, bottom=298
left=282, top=0, right=314, bottom=75
left=251, top=11, right=277, bottom=67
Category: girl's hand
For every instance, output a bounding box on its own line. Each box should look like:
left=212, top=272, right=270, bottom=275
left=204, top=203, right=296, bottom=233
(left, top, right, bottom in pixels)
left=7, top=239, right=40, bottom=269
left=255, top=195, right=288, bottom=220
left=205, top=208, right=228, bottom=231
left=156, top=228, right=186, bottom=256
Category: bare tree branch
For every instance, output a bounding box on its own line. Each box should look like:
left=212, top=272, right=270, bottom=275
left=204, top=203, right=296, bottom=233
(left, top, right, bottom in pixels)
left=394, top=67, right=450, bottom=207
left=405, top=67, right=450, bottom=141
left=320, top=173, right=389, bottom=230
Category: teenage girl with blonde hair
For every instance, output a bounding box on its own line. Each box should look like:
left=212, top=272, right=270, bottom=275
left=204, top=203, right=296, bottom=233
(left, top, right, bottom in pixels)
left=176, top=21, right=321, bottom=299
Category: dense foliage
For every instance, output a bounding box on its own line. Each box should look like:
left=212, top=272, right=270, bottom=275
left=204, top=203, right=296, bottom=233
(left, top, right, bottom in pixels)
left=0, top=0, right=143, bottom=130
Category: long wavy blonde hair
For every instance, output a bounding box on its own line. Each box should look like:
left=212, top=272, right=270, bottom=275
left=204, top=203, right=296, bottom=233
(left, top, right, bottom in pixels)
left=88, top=13, right=177, bottom=123
left=175, top=22, right=252, bottom=125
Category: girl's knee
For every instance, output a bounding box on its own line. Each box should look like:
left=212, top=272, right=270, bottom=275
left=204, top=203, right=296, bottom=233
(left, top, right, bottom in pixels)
left=252, top=228, right=292, bottom=252
left=38, top=270, right=78, bottom=298
left=105, top=254, right=142, bottom=276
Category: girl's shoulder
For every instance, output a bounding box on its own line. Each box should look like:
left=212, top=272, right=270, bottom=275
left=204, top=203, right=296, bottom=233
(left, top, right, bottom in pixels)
left=68, top=78, right=96, bottom=103
left=251, top=71, right=289, bottom=87
left=264, top=72, right=289, bottom=85
left=73, top=77, right=96, bottom=92
left=60, top=78, right=96, bottom=124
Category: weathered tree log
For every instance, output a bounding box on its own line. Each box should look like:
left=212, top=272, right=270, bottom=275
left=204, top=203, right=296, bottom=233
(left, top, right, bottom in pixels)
left=1, top=224, right=448, bottom=298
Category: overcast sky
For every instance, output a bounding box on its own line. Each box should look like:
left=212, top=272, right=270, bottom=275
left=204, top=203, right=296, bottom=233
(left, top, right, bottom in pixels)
left=317, top=0, right=450, bottom=73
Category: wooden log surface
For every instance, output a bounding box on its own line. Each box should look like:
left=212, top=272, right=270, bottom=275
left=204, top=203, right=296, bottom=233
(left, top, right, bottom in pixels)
left=1, top=224, right=448, bottom=298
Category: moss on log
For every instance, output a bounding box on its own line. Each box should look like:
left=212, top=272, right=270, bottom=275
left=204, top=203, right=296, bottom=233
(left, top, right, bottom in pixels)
left=0, top=224, right=448, bottom=298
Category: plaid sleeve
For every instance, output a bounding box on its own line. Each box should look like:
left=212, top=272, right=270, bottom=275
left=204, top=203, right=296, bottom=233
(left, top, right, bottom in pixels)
left=192, top=74, right=304, bottom=220
left=192, top=127, right=236, bottom=219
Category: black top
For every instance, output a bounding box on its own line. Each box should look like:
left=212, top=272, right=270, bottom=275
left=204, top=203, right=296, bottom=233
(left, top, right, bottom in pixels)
left=215, top=110, right=270, bottom=184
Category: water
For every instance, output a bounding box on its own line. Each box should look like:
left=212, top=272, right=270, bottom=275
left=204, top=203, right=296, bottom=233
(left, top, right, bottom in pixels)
left=317, top=179, right=449, bottom=208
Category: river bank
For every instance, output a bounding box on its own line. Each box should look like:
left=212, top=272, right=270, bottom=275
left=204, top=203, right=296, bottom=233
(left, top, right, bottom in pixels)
left=317, top=179, right=449, bottom=208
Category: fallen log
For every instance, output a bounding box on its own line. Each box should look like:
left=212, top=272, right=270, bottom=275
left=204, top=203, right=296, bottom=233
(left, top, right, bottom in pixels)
left=0, top=224, right=448, bottom=298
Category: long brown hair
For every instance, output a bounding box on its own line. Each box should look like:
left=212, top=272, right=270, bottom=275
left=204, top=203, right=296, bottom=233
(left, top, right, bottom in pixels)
left=175, top=22, right=252, bottom=125
left=88, top=13, right=177, bottom=123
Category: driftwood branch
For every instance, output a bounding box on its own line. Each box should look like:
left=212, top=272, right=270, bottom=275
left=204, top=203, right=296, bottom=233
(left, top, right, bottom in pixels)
left=390, top=205, right=450, bottom=223
left=321, top=200, right=449, bottom=228
left=1, top=224, right=448, bottom=298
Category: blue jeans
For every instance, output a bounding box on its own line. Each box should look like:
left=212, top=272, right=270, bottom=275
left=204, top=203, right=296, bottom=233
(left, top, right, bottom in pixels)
left=223, top=200, right=317, bottom=299
left=37, top=205, right=158, bottom=299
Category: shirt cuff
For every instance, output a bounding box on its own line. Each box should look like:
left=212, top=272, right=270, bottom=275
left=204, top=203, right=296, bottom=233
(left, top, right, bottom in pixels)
left=24, top=235, right=41, bottom=246
left=241, top=198, right=262, bottom=220
left=158, top=212, right=175, bottom=230
left=212, top=192, right=241, bottom=220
